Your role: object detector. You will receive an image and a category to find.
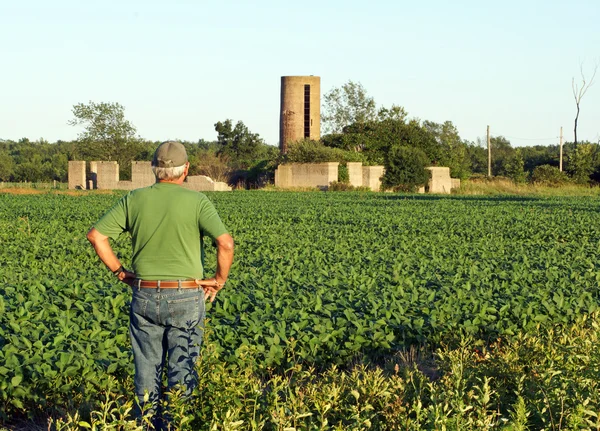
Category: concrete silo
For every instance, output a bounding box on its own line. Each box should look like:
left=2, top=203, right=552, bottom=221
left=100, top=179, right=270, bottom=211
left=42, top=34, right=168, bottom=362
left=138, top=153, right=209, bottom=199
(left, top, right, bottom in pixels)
left=279, top=76, right=320, bottom=153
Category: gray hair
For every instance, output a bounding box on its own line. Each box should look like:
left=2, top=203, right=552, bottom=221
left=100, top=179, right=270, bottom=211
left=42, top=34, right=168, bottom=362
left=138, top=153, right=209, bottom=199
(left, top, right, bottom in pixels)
left=152, top=164, right=187, bottom=181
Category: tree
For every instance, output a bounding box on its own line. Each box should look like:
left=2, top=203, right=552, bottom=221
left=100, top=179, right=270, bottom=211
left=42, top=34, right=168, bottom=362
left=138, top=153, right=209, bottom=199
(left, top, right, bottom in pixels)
left=377, top=105, right=408, bottom=122
left=466, top=141, right=487, bottom=175
left=382, top=145, right=430, bottom=192
left=488, top=136, right=515, bottom=177
left=323, top=118, right=440, bottom=166
left=321, top=81, right=377, bottom=134
left=283, top=139, right=364, bottom=164
left=572, top=62, right=598, bottom=145
left=520, top=145, right=559, bottom=173
left=0, top=151, right=14, bottom=181
left=567, top=142, right=596, bottom=184
left=503, top=149, right=527, bottom=183
left=214, top=119, right=268, bottom=170
left=423, top=120, right=471, bottom=179
left=69, top=101, right=140, bottom=178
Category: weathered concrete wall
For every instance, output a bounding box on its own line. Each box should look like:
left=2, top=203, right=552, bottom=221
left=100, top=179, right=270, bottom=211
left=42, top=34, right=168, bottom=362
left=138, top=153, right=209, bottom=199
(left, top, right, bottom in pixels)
left=68, top=161, right=86, bottom=189
left=418, top=168, right=460, bottom=193
left=347, top=162, right=363, bottom=187
left=95, top=161, right=119, bottom=190
left=275, top=162, right=383, bottom=191
left=274, top=165, right=293, bottom=188
left=132, top=161, right=155, bottom=189
left=279, top=76, right=321, bottom=153
left=116, top=181, right=136, bottom=190
left=275, top=163, right=338, bottom=189
left=68, top=160, right=230, bottom=191
left=211, top=181, right=233, bottom=191
left=426, top=167, right=452, bottom=194
left=362, top=166, right=385, bottom=192
left=185, top=175, right=232, bottom=192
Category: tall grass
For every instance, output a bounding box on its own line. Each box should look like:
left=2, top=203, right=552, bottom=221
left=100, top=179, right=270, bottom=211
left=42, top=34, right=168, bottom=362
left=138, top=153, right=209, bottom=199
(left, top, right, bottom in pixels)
left=0, top=181, right=67, bottom=190
left=455, top=178, right=600, bottom=197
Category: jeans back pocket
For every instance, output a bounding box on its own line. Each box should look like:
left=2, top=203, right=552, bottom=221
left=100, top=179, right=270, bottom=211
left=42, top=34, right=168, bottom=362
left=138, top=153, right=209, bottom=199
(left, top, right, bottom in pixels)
left=166, top=295, right=203, bottom=328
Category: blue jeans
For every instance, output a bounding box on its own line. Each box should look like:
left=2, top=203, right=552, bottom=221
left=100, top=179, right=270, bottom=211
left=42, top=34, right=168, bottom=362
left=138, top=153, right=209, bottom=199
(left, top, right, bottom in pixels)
left=129, top=285, right=205, bottom=419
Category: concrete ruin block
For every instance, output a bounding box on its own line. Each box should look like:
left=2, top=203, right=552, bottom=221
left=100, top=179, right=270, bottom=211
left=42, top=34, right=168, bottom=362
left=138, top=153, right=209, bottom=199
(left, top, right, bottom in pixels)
left=117, top=181, right=136, bottom=190
left=346, top=162, right=363, bottom=187
left=132, top=161, right=155, bottom=188
left=451, top=178, right=461, bottom=190
left=426, top=167, right=452, bottom=194
left=95, top=161, right=119, bottom=190
left=213, top=181, right=232, bottom=191
left=184, top=175, right=232, bottom=192
left=322, top=162, right=339, bottom=187
left=275, top=163, right=339, bottom=189
left=68, top=160, right=233, bottom=191
left=274, top=165, right=294, bottom=188
left=362, top=166, right=385, bottom=191
left=186, top=175, right=216, bottom=191
left=68, top=161, right=86, bottom=190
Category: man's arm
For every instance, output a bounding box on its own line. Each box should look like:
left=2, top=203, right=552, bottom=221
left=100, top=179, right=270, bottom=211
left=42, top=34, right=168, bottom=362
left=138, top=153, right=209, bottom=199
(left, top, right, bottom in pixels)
left=198, top=233, right=234, bottom=302
left=86, top=227, right=136, bottom=284
left=214, top=233, right=234, bottom=285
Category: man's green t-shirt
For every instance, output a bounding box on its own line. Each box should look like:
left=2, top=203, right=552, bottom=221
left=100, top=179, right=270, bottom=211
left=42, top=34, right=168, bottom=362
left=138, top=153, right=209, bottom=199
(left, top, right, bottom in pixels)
left=94, top=182, right=227, bottom=280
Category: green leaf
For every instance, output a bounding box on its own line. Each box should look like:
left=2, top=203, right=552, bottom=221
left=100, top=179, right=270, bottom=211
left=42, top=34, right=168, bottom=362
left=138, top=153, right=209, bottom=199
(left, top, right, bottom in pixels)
left=11, top=375, right=22, bottom=387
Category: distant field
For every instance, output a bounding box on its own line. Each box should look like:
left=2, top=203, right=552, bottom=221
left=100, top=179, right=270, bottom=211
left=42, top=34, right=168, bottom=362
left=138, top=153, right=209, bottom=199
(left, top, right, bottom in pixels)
left=1, top=191, right=600, bottom=428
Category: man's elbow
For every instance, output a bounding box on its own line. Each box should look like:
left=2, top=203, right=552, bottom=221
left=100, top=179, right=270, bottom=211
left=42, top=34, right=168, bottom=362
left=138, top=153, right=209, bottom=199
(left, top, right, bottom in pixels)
left=86, top=228, right=99, bottom=245
left=217, top=234, right=235, bottom=252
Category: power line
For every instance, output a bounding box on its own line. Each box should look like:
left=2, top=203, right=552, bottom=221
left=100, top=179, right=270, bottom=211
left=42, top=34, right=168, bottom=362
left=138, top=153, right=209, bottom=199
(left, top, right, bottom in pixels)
left=497, top=135, right=558, bottom=141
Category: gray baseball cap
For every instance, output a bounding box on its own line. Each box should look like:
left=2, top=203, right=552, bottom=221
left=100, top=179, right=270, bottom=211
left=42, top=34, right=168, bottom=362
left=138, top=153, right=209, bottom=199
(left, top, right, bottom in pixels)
left=152, top=141, right=188, bottom=168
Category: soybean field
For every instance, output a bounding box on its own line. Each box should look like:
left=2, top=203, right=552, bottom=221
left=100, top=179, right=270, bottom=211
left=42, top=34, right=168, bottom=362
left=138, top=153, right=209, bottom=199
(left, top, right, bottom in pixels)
left=1, top=191, right=600, bottom=422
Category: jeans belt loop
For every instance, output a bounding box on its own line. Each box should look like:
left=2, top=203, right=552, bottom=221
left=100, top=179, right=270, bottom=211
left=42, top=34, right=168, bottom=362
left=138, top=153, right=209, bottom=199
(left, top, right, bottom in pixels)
left=136, top=279, right=141, bottom=291
left=178, top=279, right=182, bottom=292
left=156, top=280, right=161, bottom=293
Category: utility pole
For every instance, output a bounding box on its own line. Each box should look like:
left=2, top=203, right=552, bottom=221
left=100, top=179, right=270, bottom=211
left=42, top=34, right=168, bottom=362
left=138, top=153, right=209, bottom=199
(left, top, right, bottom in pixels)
left=559, top=126, right=564, bottom=172
left=487, top=125, right=491, bottom=177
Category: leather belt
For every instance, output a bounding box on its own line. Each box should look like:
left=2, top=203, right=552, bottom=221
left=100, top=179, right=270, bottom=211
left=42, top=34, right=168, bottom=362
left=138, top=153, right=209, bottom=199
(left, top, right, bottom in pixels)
left=137, top=280, right=198, bottom=289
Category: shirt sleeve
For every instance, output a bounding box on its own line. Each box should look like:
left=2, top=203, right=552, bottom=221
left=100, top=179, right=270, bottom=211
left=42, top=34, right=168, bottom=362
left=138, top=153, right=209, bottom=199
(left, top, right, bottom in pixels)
left=94, top=195, right=128, bottom=239
left=197, top=196, right=228, bottom=240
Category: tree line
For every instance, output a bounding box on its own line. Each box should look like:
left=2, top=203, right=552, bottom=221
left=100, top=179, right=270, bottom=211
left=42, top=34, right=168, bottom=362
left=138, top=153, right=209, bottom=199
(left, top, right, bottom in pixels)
left=1, top=87, right=598, bottom=190
left=0, top=102, right=279, bottom=188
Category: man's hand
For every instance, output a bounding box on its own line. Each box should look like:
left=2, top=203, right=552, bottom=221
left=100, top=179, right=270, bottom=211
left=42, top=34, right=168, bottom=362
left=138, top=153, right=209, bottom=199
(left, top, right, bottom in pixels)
left=194, top=277, right=223, bottom=302
left=87, top=228, right=134, bottom=284
left=202, top=285, right=219, bottom=303
left=195, top=232, right=233, bottom=303
left=117, top=269, right=137, bottom=286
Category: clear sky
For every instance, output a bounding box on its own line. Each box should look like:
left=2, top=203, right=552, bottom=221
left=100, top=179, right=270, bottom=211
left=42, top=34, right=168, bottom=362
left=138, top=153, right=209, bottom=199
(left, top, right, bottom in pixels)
left=1, top=0, right=599, bottom=147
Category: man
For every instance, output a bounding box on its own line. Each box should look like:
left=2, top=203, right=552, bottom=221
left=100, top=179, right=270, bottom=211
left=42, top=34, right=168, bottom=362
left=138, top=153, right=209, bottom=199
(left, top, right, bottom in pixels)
left=87, top=141, right=234, bottom=426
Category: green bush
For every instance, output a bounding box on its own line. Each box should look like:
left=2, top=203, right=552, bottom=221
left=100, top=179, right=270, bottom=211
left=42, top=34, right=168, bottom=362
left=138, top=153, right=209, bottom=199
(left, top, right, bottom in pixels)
left=338, top=164, right=349, bottom=183
left=567, top=143, right=595, bottom=184
left=382, top=145, right=430, bottom=192
left=503, top=151, right=527, bottom=183
left=283, top=139, right=364, bottom=164
left=328, top=181, right=371, bottom=192
left=530, top=164, right=570, bottom=186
